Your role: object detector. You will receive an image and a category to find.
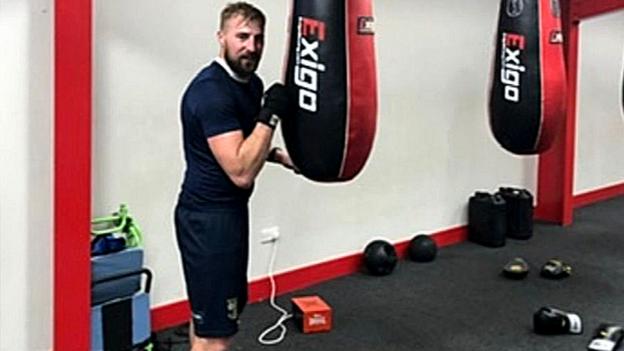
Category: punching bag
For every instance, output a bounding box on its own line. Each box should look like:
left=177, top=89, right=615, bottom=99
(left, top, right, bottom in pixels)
left=489, top=0, right=567, bottom=155
left=282, top=0, right=377, bottom=182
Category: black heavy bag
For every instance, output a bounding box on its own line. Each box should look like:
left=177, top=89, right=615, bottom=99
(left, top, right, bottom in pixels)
left=282, top=0, right=377, bottom=182
left=489, top=0, right=567, bottom=154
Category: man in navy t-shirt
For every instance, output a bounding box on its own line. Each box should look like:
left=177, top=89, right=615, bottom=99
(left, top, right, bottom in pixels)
left=174, top=2, right=294, bottom=350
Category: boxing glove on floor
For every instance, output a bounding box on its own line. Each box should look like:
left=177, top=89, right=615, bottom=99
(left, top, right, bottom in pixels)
left=588, top=324, right=624, bottom=351
left=540, top=258, right=572, bottom=279
left=503, top=257, right=529, bottom=279
left=533, top=306, right=582, bottom=335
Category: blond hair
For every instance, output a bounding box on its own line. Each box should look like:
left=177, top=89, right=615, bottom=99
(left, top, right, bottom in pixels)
left=220, top=2, right=265, bottom=29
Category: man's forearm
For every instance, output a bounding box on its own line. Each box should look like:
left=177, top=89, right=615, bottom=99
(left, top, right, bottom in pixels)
left=234, top=123, right=274, bottom=187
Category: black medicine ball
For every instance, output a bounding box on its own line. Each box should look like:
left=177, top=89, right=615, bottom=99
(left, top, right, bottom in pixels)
left=408, top=234, right=437, bottom=262
left=363, top=240, right=398, bottom=276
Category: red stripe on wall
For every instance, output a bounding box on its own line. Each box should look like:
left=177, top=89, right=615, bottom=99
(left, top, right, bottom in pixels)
left=152, top=226, right=468, bottom=332
left=151, top=300, right=191, bottom=332
left=248, top=251, right=362, bottom=303
left=574, top=183, right=624, bottom=208
left=54, top=0, right=92, bottom=349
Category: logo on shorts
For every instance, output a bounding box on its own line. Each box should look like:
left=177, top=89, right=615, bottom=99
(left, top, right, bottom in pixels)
left=192, top=311, right=205, bottom=325
left=506, top=0, right=524, bottom=18
left=226, top=298, right=238, bottom=320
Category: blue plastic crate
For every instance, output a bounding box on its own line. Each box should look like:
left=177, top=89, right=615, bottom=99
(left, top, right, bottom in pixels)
left=91, top=269, right=152, bottom=351
left=91, top=247, right=143, bottom=305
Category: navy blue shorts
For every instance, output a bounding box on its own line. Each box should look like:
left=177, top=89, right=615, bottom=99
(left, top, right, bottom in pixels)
left=174, top=204, right=249, bottom=337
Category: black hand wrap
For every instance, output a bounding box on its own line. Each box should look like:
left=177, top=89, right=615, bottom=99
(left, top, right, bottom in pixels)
left=257, top=83, right=290, bottom=129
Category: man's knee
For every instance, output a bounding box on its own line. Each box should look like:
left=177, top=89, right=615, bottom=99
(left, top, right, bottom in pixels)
left=191, top=335, right=232, bottom=351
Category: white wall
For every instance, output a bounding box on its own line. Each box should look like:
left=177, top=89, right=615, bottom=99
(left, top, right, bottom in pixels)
left=3, top=2, right=621, bottom=350
left=0, top=0, right=52, bottom=350
left=93, top=0, right=536, bottom=309
left=575, top=10, right=624, bottom=194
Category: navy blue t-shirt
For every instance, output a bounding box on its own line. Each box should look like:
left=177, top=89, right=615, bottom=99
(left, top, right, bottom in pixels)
left=177, top=61, right=263, bottom=210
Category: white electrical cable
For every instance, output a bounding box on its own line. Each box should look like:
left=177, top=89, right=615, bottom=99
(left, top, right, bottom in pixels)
left=257, top=238, right=293, bottom=345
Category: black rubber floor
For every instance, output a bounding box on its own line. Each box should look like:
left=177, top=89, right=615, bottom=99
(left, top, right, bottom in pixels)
left=155, top=195, right=624, bottom=351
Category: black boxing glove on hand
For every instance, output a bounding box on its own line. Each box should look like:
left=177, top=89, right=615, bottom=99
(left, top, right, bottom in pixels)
left=257, top=83, right=289, bottom=129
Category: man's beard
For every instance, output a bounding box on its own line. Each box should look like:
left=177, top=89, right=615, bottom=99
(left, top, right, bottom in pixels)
left=225, top=49, right=260, bottom=78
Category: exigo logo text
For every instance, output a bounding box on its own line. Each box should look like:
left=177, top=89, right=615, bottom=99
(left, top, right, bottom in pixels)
left=294, top=17, right=326, bottom=112
left=500, top=32, right=526, bottom=103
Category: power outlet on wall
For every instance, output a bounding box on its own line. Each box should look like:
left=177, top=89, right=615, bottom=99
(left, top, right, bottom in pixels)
left=260, top=226, right=280, bottom=244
